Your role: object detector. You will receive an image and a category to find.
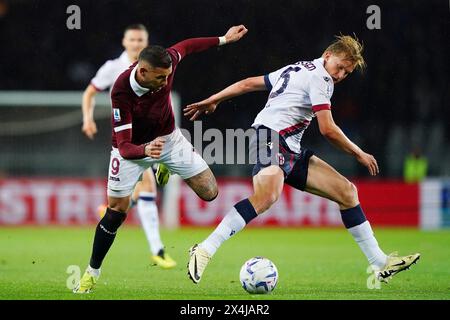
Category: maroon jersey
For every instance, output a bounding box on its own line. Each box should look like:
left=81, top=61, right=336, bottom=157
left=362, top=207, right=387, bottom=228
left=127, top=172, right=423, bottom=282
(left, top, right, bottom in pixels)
left=110, top=37, right=220, bottom=159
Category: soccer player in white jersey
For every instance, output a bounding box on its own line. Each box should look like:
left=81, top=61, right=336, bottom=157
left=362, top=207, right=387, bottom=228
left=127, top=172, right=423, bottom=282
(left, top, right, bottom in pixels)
left=81, top=24, right=176, bottom=269
left=184, top=35, right=420, bottom=284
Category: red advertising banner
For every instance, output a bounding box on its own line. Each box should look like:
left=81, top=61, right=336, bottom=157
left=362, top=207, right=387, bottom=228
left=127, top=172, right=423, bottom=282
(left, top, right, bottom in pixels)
left=180, top=178, right=419, bottom=227
left=0, top=178, right=107, bottom=225
left=356, top=181, right=419, bottom=226
left=0, top=178, right=419, bottom=226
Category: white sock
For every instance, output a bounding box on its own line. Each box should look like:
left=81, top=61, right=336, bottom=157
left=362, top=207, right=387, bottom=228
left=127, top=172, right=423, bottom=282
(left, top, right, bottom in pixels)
left=137, top=192, right=164, bottom=256
left=200, top=207, right=246, bottom=256
left=347, top=221, right=387, bottom=269
left=87, top=265, right=100, bottom=277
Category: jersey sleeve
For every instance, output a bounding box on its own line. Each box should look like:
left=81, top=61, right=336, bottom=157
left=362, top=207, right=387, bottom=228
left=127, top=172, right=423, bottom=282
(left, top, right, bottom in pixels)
left=111, top=93, right=146, bottom=159
left=90, top=60, right=116, bottom=91
left=263, top=66, right=287, bottom=91
left=166, top=47, right=181, bottom=67
left=309, top=73, right=333, bottom=112
left=169, top=37, right=219, bottom=63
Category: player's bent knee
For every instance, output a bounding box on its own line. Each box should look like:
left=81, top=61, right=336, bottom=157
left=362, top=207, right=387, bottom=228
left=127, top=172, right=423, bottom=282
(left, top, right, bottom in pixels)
left=340, top=181, right=359, bottom=208
left=257, top=199, right=276, bottom=214
left=108, top=197, right=131, bottom=213
left=201, top=187, right=218, bottom=202
left=109, top=204, right=129, bottom=214
left=252, top=192, right=279, bottom=214
left=267, top=193, right=280, bottom=207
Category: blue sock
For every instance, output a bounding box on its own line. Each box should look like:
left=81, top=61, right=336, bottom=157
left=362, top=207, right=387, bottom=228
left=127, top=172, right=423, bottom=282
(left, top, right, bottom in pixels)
left=234, top=198, right=258, bottom=224
left=340, top=204, right=367, bottom=228
left=200, top=198, right=257, bottom=256
left=340, top=205, right=387, bottom=268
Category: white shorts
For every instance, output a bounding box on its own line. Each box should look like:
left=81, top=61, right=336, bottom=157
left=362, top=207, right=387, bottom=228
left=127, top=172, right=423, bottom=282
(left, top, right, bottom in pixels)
left=107, top=128, right=208, bottom=197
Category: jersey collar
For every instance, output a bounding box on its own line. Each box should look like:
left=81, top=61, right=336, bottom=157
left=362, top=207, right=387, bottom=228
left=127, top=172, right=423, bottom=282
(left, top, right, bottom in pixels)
left=315, top=57, right=333, bottom=78
left=129, top=65, right=150, bottom=97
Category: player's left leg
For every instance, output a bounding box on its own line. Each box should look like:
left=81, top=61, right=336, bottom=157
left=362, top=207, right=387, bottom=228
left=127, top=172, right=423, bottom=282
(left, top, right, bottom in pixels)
left=298, top=155, right=420, bottom=283
left=183, top=168, right=218, bottom=201
left=161, top=128, right=219, bottom=202
left=187, top=165, right=284, bottom=283
left=156, top=128, right=218, bottom=282
left=135, top=169, right=176, bottom=269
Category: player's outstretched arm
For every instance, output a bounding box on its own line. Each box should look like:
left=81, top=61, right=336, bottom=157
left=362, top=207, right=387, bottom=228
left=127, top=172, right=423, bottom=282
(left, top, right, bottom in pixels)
left=184, top=76, right=266, bottom=121
left=316, top=109, right=379, bottom=176
left=81, top=84, right=99, bottom=139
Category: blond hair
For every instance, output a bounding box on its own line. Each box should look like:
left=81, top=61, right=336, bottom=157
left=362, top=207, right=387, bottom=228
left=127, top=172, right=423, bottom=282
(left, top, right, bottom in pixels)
left=324, top=34, right=366, bottom=71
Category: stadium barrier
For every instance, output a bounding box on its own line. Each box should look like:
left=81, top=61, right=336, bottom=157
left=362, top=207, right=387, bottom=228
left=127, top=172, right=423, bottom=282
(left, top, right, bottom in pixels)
left=1, top=178, right=448, bottom=229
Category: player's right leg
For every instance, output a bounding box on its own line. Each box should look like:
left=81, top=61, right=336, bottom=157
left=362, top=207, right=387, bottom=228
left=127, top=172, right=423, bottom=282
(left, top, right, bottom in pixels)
left=74, top=195, right=130, bottom=294
left=187, top=165, right=284, bottom=283
left=74, top=148, right=144, bottom=293
left=97, top=175, right=145, bottom=219
left=186, top=126, right=287, bottom=283
left=128, top=165, right=176, bottom=270
left=302, top=155, right=420, bottom=283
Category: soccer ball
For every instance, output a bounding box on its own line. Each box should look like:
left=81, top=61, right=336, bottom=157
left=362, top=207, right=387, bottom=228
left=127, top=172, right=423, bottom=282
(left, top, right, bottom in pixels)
left=239, top=257, right=278, bottom=294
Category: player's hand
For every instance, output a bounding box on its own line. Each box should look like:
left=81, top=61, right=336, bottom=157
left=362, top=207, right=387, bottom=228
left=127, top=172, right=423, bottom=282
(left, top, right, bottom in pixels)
left=144, top=137, right=165, bottom=159
left=82, top=120, right=97, bottom=140
left=223, top=25, right=248, bottom=44
left=356, top=151, right=379, bottom=176
left=183, top=98, right=218, bottom=121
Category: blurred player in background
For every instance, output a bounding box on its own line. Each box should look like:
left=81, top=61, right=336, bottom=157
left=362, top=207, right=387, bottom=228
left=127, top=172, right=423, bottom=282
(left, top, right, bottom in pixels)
left=185, top=34, right=420, bottom=284
left=74, top=24, right=249, bottom=293
left=81, top=24, right=176, bottom=270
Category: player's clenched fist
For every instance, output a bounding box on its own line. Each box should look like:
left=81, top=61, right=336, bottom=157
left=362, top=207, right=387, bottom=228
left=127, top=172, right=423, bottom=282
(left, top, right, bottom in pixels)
left=224, top=25, right=248, bottom=43
left=82, top=119, right=98, bottom=140
left=144, top=137, right=166, bottom=159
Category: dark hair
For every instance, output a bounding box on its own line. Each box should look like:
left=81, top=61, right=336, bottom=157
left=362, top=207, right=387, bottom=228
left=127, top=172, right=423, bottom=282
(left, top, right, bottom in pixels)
left=138, top=45, right=172, bottom=69
left=124, top=24, right=148, bottom=34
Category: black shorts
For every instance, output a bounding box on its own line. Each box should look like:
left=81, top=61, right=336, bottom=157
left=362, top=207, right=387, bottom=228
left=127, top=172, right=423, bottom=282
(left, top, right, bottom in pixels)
left=250, top=125, right=314, bottom=191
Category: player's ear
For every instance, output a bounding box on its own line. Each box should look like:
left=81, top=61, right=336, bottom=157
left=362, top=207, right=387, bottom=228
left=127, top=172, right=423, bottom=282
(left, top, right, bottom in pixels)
left=138, top=66, right=147, bottom=76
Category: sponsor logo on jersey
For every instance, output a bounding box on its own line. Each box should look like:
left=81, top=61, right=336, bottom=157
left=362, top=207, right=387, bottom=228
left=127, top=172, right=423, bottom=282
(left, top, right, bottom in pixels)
left=323, top=76, right=331, bottom=82
left=109, top=176, right=120, bottom=181
left=113, top=108, right=121, bottom=122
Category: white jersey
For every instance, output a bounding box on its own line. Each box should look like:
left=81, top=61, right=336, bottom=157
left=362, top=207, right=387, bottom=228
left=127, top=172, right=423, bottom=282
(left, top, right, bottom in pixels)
left=252, top=57, right=334, bottom=153
left=90, top=51, right=133, bottom=91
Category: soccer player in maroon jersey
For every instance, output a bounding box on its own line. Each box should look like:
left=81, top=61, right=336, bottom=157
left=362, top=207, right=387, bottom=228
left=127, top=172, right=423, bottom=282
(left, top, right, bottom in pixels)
left=81, top=24, right=177, bottom=270
left=74, top=25, right=248, bottom=293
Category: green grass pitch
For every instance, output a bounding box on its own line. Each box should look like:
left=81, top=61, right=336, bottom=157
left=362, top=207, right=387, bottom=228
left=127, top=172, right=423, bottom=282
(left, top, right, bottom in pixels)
left=0, top=226, right=449, bottom=300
